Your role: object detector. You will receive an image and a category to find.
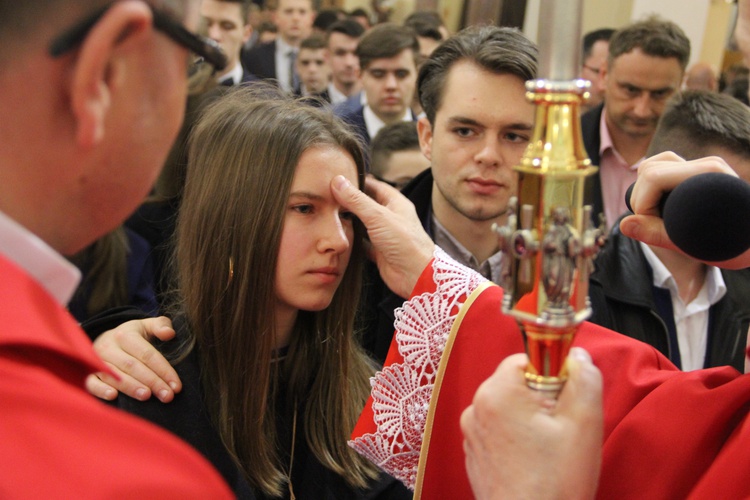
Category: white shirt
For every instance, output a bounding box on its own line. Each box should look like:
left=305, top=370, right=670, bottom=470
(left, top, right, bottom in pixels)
left=217, top=62, right=244, bottom=85
left=362, top=105, right=414, bottom=142
left=0, top=210, right=80, bottom=306
left=641, top=243, right=726, bottom=371
left=327, top=82, right=349, bottom=106
left=274, top=37, right=296, bottom=92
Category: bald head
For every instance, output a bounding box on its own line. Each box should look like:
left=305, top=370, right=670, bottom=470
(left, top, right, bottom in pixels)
left=685, top=62, right=718, bottom=91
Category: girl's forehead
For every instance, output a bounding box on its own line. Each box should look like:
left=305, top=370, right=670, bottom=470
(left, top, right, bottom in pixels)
left=291, top=146, right=358, bottom=188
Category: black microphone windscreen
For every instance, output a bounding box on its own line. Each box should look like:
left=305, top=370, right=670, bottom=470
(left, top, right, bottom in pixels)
left=663, top=172, right=750, bottom=262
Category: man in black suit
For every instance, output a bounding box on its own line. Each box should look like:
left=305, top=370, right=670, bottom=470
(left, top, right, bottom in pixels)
left=241, top=0, right=315, bottom=92
left=201, top=0, right=257, bottom=85
left=581, top=18, right=689, bottom=229
left=335, top=24, right=419, bottom=148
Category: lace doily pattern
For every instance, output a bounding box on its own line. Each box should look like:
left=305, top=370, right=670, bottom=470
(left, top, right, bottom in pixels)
left=350, top=248, right=487, bottom=489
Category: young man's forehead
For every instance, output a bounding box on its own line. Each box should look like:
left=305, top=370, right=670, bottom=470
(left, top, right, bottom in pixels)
left=277, top=0, right=313, bottom=11
left=300, top=49, right=325, bottom=60
left=365, top=50, right=416, bottom=70
left=201, top=0, right=244, bottom=23
left=328, top=33, right=359, bottom=48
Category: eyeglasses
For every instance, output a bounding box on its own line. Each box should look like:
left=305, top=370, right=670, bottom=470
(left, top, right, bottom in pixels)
left=582, top=64, right=601, bottom=75
left=49, top=3, right=228, bottom=91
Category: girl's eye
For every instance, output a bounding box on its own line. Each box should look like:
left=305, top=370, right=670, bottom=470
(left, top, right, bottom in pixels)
left=292, top=204, right=314, bottom=214
left=340, top=211, right=355, bottom=221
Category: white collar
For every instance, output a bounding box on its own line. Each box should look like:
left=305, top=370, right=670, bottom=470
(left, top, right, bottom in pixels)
left=218, top=62, right=244, bottom=85
left=362, top=105, right=413, bottom=140
left=640, top=242, right=726, bottom=307
left=328, top=82, right=348, bottom=105
left=0, top=210, right=80, bottom=305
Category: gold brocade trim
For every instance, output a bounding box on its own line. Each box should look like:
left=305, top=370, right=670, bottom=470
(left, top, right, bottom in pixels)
left=413, top=281, right=494, bottom=498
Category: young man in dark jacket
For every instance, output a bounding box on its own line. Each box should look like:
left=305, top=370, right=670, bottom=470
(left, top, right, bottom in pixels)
left=589, top=90, right=750, bottom=371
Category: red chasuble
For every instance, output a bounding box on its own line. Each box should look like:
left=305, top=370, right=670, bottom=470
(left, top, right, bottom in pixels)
left=0, top=254, right=233, bottom=498
left=350, top=249, right=750, bottom=499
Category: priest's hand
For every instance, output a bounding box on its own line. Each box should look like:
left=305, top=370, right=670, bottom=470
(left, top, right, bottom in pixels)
left=460, top=348, right=603, bottom=500
left=332, top=175, right=435, bottom=299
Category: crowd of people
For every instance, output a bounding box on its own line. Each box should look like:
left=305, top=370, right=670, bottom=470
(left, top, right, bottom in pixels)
left=4, top=0, right=750, bottom=498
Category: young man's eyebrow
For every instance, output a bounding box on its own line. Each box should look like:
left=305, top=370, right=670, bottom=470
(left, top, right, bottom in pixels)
left=447, top=116, right=533, bottom=130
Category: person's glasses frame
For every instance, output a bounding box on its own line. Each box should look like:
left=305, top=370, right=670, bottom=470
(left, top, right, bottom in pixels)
left=49, top=2, right=228, bottom=87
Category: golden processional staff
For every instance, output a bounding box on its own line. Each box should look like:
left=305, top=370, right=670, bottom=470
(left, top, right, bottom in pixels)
left=495, top=0, right=606, bottom=397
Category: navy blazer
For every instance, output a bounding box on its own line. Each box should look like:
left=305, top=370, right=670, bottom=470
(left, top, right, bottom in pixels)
left=337, top=105, right=370, bottom=147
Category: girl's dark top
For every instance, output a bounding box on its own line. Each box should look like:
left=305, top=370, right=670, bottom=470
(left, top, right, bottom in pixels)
left=115, top=317, right=413, bottom=500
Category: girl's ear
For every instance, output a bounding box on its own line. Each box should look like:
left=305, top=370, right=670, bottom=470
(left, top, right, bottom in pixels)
left=68, top=1, right=152, bottom=149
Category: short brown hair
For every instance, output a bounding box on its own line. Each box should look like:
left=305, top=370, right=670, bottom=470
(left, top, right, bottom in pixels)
left=418, top=25, right=537, bottom=125
left=355, top=23, right=419, bottom=70
left=608, top=17, right=690, bottom=71
left=648, top=90, right=750, bottom=162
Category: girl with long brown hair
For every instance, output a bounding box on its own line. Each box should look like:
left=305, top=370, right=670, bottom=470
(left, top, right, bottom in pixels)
left=115, top=89, right=411, bottom=499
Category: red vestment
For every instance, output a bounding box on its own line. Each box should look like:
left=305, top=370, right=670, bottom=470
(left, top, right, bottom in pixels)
left=0, top=254, right=233, bottom=498
left=351, top=250, right=750, bottom=499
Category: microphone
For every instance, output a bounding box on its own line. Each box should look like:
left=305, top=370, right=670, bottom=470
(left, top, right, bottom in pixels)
left=624, top=172, right=750, bottom=262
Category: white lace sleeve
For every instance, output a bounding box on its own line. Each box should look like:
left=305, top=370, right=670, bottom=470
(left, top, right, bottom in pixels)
left=349, top=247, right=487, bottom=489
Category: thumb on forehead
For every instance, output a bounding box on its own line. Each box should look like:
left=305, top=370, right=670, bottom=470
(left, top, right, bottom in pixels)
left=331, top=175, right=381, bottom=222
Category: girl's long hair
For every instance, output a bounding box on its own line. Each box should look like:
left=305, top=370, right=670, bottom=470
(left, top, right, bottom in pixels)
left=173, top=88, right=378, bottom=496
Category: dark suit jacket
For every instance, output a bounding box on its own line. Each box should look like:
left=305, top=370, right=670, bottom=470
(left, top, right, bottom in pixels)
left=241, top=40, right=278, bottom=85
left=337, top=104, right=370, bottom=147
left=589, top=217, right=750, bottom=371
left=581, top=103, right=605, bottom=224
left=336, top=104, right=420, bottom=150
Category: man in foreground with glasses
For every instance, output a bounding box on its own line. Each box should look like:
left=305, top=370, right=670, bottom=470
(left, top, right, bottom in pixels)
left=0, top=0, right=231, bottom=496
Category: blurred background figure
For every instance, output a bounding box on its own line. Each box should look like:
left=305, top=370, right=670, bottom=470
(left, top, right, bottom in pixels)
left=201, top=0, right=255, bottom=86
left=68, top=227, right=158, bottom=331
left=685, top=61, right=719, bottom=91
left=257, top=21, right=278, bottom=44
left=296, top=35, right=332, bottom=104
left=580, top=27, right=614, bottom=113
left=721, top=63, right=750, bottom=106
left=335, top=24, right=419, bottom=148
left=313, top=7, right=346, bottom=35
left=350, top=7, right=373, bottom=30
left=325, top=19, right=365, bottom=106
left=720, top=63, right=749, bottom=89
left=403, top=10, right=448, bottom=117
left=404, top=10, right=448, bottom=58
left=242, top=2, right=264, bottom=50
left=242, top=0, right=315, bottom=92
left=724, top=76, right=750, bottom=105
left=370, top=121, right=430, bottom=189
